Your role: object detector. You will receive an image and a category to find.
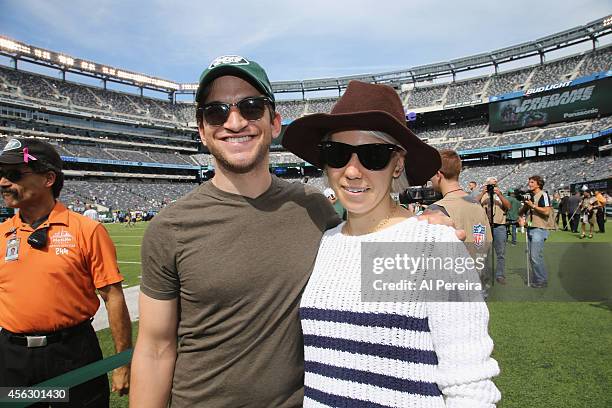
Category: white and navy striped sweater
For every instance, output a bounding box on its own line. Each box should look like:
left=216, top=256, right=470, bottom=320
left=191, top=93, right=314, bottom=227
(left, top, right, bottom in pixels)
left=300, top=218, right=501, bottom=407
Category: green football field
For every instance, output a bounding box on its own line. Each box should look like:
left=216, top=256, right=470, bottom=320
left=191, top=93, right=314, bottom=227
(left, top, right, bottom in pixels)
left=97, top=221, right=612, bottom=408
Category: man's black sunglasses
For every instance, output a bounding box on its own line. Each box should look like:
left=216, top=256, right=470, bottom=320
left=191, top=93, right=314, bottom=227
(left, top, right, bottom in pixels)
left=318, top=141, right=402, bottom=171
left=199, top=96, right=274, bottom=126
left=0, top=169, right=34, bottom=183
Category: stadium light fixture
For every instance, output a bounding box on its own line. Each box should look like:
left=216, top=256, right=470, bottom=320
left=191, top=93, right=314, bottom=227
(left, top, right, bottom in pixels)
left=0, top=37, right=30, bottom=54
left=81, top=61, right=96, bottom=71
left=58, top=55, right=74, bottom=66
left=34, top=49, right=51, bottom=60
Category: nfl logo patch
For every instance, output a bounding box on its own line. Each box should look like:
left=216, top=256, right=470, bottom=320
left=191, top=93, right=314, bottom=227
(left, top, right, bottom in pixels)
left=472, top=224, right=486, bottom=248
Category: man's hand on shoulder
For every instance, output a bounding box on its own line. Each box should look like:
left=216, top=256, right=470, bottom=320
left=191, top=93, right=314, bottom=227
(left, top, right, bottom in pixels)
left=420, top=209, right=466, bottom=241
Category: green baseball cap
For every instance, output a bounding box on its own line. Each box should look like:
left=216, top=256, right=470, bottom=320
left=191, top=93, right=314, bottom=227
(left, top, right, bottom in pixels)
left=195, top=55, right=275, bottom=106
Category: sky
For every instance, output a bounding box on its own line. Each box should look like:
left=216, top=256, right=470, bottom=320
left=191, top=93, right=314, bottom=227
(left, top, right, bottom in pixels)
left=0, top=0, right=610, bottom=91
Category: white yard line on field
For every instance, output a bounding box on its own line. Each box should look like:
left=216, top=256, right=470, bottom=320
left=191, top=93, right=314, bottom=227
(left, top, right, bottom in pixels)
left=94, top=285, right=140, bottom=331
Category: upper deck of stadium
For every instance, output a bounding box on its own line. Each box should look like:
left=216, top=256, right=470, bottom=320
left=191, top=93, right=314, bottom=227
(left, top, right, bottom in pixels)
left=0, top=15, right=610, bottom=126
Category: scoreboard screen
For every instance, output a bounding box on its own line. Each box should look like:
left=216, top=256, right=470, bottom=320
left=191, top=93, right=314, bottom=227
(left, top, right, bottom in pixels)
left=489, top=76, right=612, bottom=133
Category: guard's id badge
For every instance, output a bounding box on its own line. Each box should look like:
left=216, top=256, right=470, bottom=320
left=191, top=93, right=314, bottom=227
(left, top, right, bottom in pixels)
left=5, top=238, right=20, bottom=261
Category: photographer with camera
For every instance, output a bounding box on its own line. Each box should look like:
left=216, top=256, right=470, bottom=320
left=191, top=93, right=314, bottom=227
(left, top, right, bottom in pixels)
left=478, top=177, right=510, bottom=284
left=519, top=175, right=555, bottom=288
left=578, top=190, right=599, bottom=239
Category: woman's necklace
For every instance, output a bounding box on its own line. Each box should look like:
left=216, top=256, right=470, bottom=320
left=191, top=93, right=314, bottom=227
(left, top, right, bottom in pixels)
left=344, top=203, right=401, bottom=236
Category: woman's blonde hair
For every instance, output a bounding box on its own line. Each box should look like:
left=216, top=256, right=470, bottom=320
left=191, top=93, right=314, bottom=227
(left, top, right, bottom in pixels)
left=322, top=130, right=409, bottom=194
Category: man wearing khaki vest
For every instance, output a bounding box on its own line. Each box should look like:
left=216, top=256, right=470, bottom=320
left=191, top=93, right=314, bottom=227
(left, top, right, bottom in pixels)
left=519, top=175, right=555, bottom=288
left=478, top=177, right=510, bottom=284
left=428, top=150, right=492, bottom=287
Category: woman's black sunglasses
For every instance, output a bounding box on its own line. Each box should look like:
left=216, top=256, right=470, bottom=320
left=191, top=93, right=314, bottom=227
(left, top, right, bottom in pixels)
left=318, top=141, right=401, bottom=171
left=199, top=96, right=274, bottom=126
left=0, top=169, right=34, bottom=183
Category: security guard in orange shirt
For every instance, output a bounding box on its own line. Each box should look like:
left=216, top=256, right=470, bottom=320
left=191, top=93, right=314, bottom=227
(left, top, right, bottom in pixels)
left=0, top=138, right=132, bottom=407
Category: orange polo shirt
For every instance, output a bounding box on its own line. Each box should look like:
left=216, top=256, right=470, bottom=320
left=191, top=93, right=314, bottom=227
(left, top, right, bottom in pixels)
left=0, top=201, right=123, bottom=333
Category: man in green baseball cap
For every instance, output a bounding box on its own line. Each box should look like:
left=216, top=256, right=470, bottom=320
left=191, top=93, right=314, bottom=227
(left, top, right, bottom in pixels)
left=131, top=55, right=339, bottom=407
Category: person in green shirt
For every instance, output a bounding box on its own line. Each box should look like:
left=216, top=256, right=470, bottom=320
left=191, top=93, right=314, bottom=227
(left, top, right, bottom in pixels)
left=506, top=189, right=521, bottom=245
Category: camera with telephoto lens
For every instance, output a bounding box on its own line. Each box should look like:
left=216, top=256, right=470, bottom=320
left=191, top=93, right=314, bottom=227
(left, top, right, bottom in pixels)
left=486, top=184, right=495, bottom=194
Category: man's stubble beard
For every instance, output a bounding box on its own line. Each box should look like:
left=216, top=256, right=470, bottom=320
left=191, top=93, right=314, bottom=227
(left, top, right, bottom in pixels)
left=209, top=136, right=272, bottom=175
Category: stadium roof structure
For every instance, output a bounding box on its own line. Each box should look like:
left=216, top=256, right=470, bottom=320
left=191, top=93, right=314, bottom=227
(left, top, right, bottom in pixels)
left=266, top=15, right=612, bottom=94
left=1, top=15, right=610, bottom=96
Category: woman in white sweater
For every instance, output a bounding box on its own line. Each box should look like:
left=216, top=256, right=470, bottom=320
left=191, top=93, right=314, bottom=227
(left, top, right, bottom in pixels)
left=282, top=80, right=501, bottom=407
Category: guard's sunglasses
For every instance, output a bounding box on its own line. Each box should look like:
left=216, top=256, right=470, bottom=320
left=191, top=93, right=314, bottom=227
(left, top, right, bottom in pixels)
left=199, top=96, right=274, bottom=126
left=318, top=141, right=401, bottom=171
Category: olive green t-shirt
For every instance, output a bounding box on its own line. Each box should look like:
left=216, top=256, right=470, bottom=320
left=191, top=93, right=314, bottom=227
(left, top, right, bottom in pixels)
left=141, top=176, right=340, bottom=407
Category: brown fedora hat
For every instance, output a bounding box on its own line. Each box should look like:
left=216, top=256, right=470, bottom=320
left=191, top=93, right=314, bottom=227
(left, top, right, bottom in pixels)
left=282, top=80, right=440, bottom=186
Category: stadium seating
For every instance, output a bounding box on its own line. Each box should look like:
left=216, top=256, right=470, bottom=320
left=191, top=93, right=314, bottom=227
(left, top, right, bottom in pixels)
left=446, top=119, right=488, bottom=139
left=528, top=55, right=582, bottom=89
left=486, top=67, right=532, bottom=98
left=306, top=98, right=336, bottom=114
left=62, top=144, right=118, bottom=160
left=146, top=150, right=195, bottom=165
left=405, top=84, right=447, bottom=108
left=589, top=115, right=612, bottom=132
left=578, top=46, right=612, bottom=77
left=165, top=102, right=196, bottom=124
left=277, top=100, right=307, bottom=120
left=445, top=78, right=487, bottom=105
left=270, top=152, right=303, bottom=164
left=300, top=176, right=327, bottom=193
left=191, top=153, right=214, bottom=166
left=1, top=46, right=610, bottom=120
left=538, top=121, right=590, bottom=141
left=414, top=125, right=448, bottom=140
left=62, top=180, right=197, bottom=211
left=452, top=136, right=498, bottom=151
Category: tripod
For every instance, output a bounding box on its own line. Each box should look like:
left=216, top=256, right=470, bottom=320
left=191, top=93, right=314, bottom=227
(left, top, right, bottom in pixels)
left=525, top=218, right=531, bottom=286
left=487, top=187, right=496, bottom=287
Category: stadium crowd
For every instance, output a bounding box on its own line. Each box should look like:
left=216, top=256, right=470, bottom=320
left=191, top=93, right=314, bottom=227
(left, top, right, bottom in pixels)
left=2, top=45, right=609, bottom=124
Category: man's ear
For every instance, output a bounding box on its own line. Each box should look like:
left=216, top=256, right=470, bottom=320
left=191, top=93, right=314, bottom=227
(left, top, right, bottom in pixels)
left=44, top=171, right=57, bottom=189
left=271, top=111, right=282, bottom=140
left=198, top=123, right=207, bottom=147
